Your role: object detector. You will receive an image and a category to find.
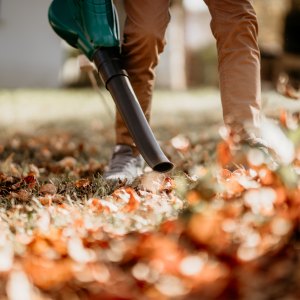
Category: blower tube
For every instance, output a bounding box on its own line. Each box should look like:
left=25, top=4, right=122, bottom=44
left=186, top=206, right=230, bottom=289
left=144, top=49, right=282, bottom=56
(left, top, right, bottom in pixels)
left=93, top=47, right=174, bottom=173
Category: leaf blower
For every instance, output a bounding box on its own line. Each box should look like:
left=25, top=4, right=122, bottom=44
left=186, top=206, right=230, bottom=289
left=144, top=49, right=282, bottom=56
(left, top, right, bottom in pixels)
left=48, top=0, right=174, bottom=172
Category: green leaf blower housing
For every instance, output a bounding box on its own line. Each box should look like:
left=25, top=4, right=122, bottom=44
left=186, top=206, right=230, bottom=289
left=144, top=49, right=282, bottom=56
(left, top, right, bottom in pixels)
left=48, top=0, right=173, bottom=173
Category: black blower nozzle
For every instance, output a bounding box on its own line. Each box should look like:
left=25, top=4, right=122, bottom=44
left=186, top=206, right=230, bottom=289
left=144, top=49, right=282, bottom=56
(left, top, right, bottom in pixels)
left=93, top=48, right=174, bottom=173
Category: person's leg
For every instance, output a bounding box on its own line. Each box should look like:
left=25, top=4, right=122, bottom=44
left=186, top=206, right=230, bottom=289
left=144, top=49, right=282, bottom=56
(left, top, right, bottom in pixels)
left=104, top=0, right=170, bottom=182
left=204, top=0, right=261, bottom=140
left=116, top=0, right=170, bottom=148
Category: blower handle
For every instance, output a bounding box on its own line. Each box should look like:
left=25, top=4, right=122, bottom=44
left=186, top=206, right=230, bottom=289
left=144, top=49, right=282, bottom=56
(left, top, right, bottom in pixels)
left=93, top=48, right=174, bottom=172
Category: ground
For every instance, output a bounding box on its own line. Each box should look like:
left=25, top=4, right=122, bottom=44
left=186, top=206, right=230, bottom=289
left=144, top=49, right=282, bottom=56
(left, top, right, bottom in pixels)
left=0, top=88, right=300, bottom=299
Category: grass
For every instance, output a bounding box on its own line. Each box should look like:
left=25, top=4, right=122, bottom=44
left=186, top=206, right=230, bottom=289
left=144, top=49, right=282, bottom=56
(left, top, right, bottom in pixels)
left=0, top=87, right=300, bottom=299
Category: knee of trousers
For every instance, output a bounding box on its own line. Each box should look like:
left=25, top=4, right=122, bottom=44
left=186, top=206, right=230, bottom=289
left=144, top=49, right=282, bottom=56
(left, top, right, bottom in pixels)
left=123, top=25, right=168, bottom=54
left=121, top=30, right=167, bottom=78
left=123, top=10, right=170, bottom=54
left=209, top=3, right=258, bottom=45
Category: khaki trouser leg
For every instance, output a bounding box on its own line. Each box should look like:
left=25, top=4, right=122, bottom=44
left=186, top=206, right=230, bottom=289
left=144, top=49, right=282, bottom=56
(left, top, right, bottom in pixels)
left=116, top=0, right=170, bottom=147
left=205, top=0, right=261, bottom=139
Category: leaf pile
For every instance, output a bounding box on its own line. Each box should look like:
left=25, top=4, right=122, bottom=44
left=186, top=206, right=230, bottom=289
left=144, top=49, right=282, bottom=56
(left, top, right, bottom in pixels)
left=0, top=113, right=300, bottom=299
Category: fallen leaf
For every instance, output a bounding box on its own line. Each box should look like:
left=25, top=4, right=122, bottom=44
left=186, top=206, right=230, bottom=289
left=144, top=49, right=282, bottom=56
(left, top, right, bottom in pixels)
left=40, top=183, right=57, bottom=195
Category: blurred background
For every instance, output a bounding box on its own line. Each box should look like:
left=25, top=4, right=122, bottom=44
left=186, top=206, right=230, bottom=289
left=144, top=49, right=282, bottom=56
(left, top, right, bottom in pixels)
left=0, top=0, right=299, bottom=90
left=0, top=0, right=300, bottom=133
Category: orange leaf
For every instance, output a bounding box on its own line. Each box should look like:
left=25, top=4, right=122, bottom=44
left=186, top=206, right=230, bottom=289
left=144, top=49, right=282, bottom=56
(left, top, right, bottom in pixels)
left=23, top=256, right=73, bottom=290
left=123, top=188, right=140, bottom=212
left=88, top=198, right=104, bottom=213
left=138, top=235, right=184, bottom=275
left=187, top=211, right=230, bottom=254
left=258, top=167, right=275, bottom=186
left=186, top=189, right=202, bottom=206
left=279, top=109, right=288, bottom=127
left=275, top=186, right=287, bottom=205
left=39, top=195, right=52, bottom=206
left=217, top=142, right=232, bottom=167
left=75, top=178, right=91, bottom=188
left=113, top=187, right=140, bottom=212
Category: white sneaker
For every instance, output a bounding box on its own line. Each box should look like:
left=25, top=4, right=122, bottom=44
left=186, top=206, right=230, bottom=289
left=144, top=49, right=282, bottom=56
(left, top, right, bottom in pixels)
left=103, top=145, right=145, bottom=183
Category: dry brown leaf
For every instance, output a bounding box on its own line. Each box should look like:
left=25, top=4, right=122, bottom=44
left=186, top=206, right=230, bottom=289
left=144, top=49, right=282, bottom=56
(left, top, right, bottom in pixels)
left=40, top=183, right=57, bottom=195
left=75, top=178, right=91, bottom=188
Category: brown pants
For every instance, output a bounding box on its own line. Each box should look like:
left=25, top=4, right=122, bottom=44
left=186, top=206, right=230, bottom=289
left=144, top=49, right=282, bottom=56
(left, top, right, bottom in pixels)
left=116, top=0, right=261, bottom=146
